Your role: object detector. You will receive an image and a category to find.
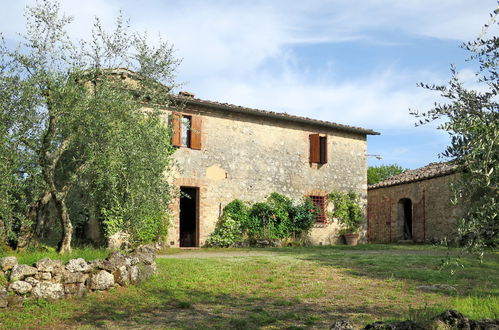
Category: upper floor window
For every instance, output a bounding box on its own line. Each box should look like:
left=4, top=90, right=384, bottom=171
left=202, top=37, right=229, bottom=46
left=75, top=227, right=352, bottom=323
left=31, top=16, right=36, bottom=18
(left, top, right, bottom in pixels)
left=172, top=113, right=202, bottom=150
left=309, top=134, right=327, bottom=164
left=181, top=116, right=191, bottom=147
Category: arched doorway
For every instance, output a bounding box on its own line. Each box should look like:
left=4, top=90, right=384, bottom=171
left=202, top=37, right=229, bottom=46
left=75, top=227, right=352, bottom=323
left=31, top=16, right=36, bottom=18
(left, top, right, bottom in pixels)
left=398, top=198, right=412, bottom=240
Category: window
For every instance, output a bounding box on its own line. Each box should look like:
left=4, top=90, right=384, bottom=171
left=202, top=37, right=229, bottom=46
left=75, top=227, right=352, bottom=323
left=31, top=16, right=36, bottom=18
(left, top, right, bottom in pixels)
left=309, top=134, right=327, bottom=164
left=172, top=112, right=202, bottom=150
left=181, top=116, right=191, bottom=147
left=310, top=195, right=327, bottom=223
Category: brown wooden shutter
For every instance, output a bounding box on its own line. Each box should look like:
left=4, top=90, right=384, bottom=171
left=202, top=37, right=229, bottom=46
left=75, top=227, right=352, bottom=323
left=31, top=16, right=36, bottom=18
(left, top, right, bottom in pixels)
left=309, top=134, right=320, bottom=163
left=190, top=115, right=202, bottom=150
left=320, top=136, right=328, bottom=164
left=171, top=112, right=181, bottom=147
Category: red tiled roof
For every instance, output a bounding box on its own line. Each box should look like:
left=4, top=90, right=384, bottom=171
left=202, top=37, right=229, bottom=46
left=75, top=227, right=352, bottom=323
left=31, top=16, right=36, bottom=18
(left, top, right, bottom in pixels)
left=181, top=96, right=379, bottom=136
left=368, top=162, right=460, bottom=190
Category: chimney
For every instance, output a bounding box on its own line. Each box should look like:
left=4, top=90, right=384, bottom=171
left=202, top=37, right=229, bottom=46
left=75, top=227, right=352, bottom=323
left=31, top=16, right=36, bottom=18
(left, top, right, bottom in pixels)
left=178, top=91, right=195, bottom=98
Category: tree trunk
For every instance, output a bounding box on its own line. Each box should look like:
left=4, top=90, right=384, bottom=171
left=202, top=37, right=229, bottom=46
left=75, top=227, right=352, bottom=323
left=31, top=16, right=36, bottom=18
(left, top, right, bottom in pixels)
left=16, top=191, right=52, bottom=251
left=53, top=193, right=72, bottom=253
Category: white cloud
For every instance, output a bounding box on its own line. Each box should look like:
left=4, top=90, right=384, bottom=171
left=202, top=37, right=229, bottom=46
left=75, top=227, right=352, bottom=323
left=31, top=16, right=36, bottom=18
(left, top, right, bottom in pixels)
left=189, top=65, right=451, bottom=131
left=1, top=0, right=494, bottom=133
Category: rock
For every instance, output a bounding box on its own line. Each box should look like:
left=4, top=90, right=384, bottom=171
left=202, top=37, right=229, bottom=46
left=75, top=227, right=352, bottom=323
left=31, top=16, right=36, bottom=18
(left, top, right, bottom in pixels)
left=35, top=272, right=52, bottom=281
left=470, top=318, right=499, bottom=329
left=0, top=287, right=8, bottom=308
left=88, top=270, right=115, bottom=290
left=134, top=244, right=158, bottom=254
left=24, top=277, right=40, bottom=287
left=330, top=319, right=354, bottom=330
left=363, top=320, right=424, bottom=329
left=416, top=284, right=457, bottom=293
left=10, top=264, right=38, bottom=281
left=107, top=231, right=130, bottom=250
left=31, top=282, right=64, bottom=300
left=129, top=251, right=155, bottom=265
left=431, top=310, right=470, bottom=329
left=129, top=265, right=141, bottom=284
left=66, top=258, right=91, bottom=273
left=6, top=295, right=24, bottom=307
left=0, top=294, right=7, bottom=308
left=51, top=269, right=68, bottom=283
left=88, top=259, right=105, bottom=271
left=9, top=280, right=33, bottom=295
left=124, top=256, right=140, bottom=267
left=35, top=258, right=64, bottom=273
left=102, top=251, right=127, bottom=272
left=64, top=283, right=87, bottom=297
left=64, top=271, right=88, bottom=284
left=0, top=256, right=18, bottom=271
left=113, top=266, right=130, bottom=286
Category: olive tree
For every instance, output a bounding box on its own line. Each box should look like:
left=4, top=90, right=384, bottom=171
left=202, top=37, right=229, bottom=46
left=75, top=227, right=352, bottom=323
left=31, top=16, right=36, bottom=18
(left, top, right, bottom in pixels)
left=0, top=0, right=180, bottom=252
left=411, top=7, right=498, bottom=249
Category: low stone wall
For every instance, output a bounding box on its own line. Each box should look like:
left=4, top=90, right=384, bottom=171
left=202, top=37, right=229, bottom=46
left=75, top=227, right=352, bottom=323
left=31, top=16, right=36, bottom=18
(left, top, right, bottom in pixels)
left=0, top=245, right=158, bottom=308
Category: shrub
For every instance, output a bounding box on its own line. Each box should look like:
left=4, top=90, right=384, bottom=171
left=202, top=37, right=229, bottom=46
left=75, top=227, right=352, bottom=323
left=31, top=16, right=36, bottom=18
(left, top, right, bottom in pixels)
left=329, top=191, right=364, bottom=234
left=247, top=193, right=294, bottom=240
left=289, top=197, right=318, bottom=237
left=206, top=193, right=317, bottom=246
left=205, top=200, right=248, bottom=247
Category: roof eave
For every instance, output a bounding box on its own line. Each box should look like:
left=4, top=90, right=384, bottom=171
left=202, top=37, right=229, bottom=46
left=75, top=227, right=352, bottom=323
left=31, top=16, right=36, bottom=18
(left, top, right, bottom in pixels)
left=182, top=98, right=380, bottom=136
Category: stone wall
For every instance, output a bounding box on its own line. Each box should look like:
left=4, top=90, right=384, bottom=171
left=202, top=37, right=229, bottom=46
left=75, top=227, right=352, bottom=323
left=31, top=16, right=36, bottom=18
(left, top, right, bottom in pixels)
left=368, top=173, right=464, bottom=243
left=162, top=104, right=369, bottom=246
left=0, top=245, right=158, bottom=308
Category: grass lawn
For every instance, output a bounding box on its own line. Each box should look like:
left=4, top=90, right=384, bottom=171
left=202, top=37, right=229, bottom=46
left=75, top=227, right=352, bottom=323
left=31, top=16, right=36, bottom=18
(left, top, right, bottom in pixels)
left=0, top=245, right=497, bottom=329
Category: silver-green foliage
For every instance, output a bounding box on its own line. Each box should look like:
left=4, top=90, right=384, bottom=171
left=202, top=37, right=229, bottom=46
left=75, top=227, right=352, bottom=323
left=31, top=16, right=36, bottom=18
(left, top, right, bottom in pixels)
left=0, top=0, right=180, bottom=251
left=411, top=8, right=498, bottom=248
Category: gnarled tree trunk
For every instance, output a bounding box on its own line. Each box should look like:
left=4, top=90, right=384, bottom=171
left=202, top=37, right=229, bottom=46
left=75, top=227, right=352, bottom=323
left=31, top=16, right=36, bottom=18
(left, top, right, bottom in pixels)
left=53, top=193, right=72, bottom=253
left=16, top=191, right=52, bottom=251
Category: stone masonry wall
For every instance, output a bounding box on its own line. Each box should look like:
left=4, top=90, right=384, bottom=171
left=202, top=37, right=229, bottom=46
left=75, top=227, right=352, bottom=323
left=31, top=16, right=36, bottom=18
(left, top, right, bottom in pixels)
left=162, top=104, right=368, bottom=246
left=0, top=245, right=158, bottom=308
left=368, top=173, right=464, bottom=243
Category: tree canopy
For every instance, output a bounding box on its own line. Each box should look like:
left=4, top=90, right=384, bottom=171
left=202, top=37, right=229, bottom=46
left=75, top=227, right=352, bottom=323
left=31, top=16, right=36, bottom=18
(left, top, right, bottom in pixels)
left=0, top=0, right=180, bottom=252
left=411, top=7, right=498, bottom=249
left=367, top=164, right=407, bottom=185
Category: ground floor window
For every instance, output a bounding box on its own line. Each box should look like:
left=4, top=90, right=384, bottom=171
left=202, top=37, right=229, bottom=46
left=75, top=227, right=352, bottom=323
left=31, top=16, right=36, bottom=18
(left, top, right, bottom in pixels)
left=309, top=195, right=327, bottom=223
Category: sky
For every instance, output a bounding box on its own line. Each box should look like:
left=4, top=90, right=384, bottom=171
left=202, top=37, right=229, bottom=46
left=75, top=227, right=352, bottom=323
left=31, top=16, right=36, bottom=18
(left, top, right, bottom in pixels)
left=1, top=0, right=497, bottom=169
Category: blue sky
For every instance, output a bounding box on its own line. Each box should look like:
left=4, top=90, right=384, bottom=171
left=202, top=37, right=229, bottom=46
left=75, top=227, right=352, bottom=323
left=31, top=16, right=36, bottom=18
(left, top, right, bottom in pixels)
left=1, top=0, right=497, bottom=169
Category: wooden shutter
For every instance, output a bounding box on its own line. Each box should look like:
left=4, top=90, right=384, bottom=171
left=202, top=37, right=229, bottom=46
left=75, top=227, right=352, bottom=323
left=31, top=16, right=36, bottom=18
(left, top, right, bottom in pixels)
left=171, top=112, right=181, bottom=147
left=320, top=136, right=328, bottom=164
left=309, top=134, right=320, bottom=163
left=190, top=115, right=202, bottom=150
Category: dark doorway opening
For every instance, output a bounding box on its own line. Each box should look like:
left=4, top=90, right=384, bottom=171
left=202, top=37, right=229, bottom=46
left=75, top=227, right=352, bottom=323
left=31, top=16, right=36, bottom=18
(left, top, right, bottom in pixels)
left=180, top=187, right=198, bottom=247
left=399, top=198, right=413, bottom=240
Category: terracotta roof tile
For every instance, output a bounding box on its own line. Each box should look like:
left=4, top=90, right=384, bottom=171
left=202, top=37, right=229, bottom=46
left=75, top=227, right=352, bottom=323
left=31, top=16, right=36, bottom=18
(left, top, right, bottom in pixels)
left=368, top=162, right=460, bottom=190
left=181, top=96, right=380, bottom=136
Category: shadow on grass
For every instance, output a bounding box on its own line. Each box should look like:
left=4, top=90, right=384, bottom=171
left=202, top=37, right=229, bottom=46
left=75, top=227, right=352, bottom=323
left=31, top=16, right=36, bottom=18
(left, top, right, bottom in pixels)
left=69, top=286, right=425, bottom=329
left=268, top=245, right=499, bottom=297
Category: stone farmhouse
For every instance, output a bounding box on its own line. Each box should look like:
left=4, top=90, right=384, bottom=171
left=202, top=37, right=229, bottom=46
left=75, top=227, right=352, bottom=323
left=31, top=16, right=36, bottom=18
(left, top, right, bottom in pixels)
left=164, top=92, right=379, bottom=247
left=367, top=162, right=463, bottom=244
